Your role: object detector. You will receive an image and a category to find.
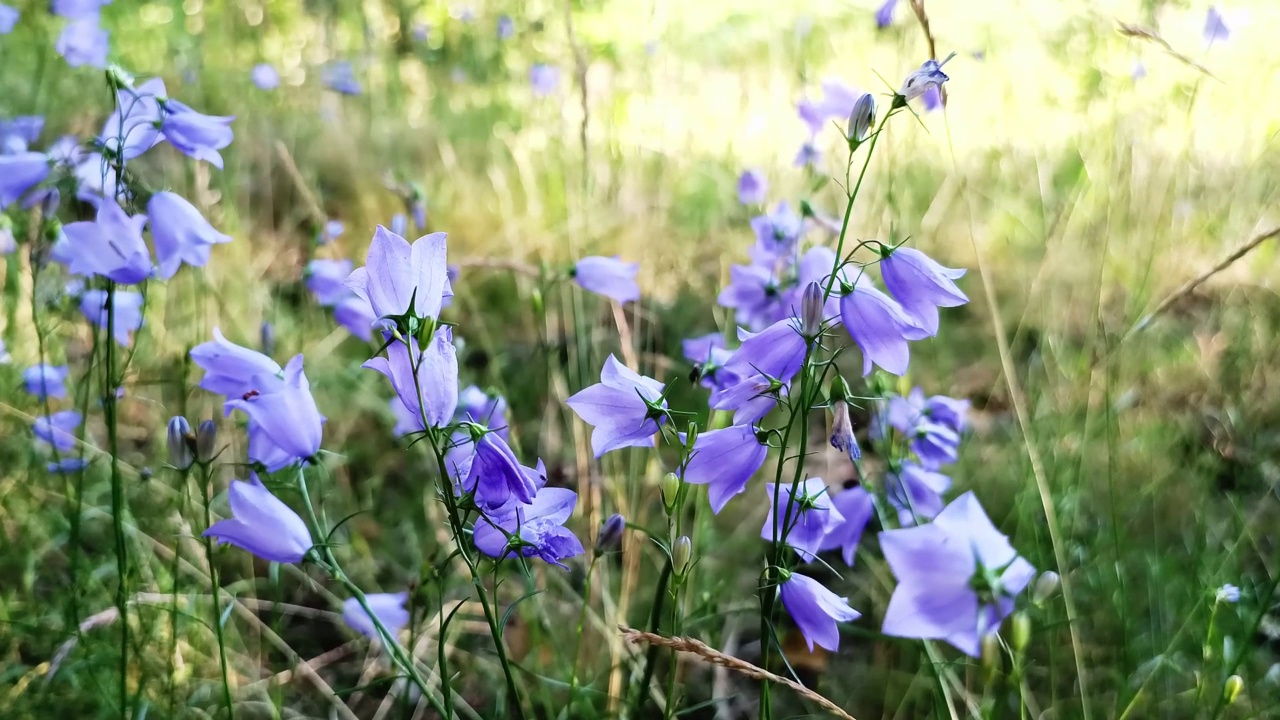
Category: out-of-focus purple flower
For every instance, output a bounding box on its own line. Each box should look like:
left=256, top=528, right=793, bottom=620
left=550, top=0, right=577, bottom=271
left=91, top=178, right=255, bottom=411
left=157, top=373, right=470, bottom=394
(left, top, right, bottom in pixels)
left=723, top=319, right=806, bottom=388
left=0, top=116, right=43, bottom=153
left=100, top=78, right=165, bottom=160
left=345, top=226, right=450, bottom=323
left=160, top=100, right=235, bottom=168
left=56, top=17, right=109, bottom=68
left=319, top=219, right=344, bottom=245
left=411, top=198, right=427, bottom=230
left=881, top=491, right=1035, bottom=657
left=389, top=213, right=407, bottom=236
left=148, top=191, right=232, bottom=280
left=455, top=385, right=508, bottom=436
left=710, top=373, right=780, bottom=424
left=881, top=387, right=926, bottom=435
left=779, top=572, right=861, bottom=652
left=838, top=278, right=929, bottom=376
left=925, top=394, right=969, bottom=433
left=875, top=0, right=897, bottom=28
left=52, top=0, right=110, bottom=18
left=880, top=246, right=967, bottom=336
left=48, top=458, right=89, bottom=473
left=761, top=477, right=845, bottom=561
left=0, top=3, right=19, bottom=33
left=323, top=61, right=362, bottom=95
left=530, top=64, right=559, bottom=96
left=793, top=141, right=820, bottom=169
left=750, top=202, right=804, bottom=258
left=46, top=136, right=82, bottom=167
left=251, top=63, right=279, bottom=90
left=203, top=475, right=314, bottom=563
left=566, top=355, right=666, bottom=458
left=412, top=22, right=429, bottom=42
left=191, top=327, right=283, bottom=398
left=461, top=431, right=540, bottom=512
left=497, top=14, right=514, bottom=40
left=61, top=201, right=151, bottom=283
left=363, top=331, right=458, bottom=430
left=717, top=258, right=791, bottom=332
left=23, top=364, right=71, bottom=399
left=797, top=79, right=863, bottom=136
left=306, top=259, right=355, bottom=306
left=573, top=256, right=640, bottom=303
left=73, top=152, right=120, bottom=206
left=259, top=321, right=275, bottom=356
left=886, top=461, right=951, bottom=525
left=1132, top=61, right=1147, bottom=82
left=682, top=332, right=735, bottom=391
left=0, top=223, right=15, bottom=255
left=737, top=169, right=767, bottom=205
left=921, top=86, right=942, bottom=112
left=224, top=355, right=325, bottom=471
left=333, top=296, right=377, bottom=341
left=0, top=340, right=9, bottom=364
left=681, top=424, right=767, bottom=514
left=1216, top=583, right=1241, bottom=604
left=34, top=410, right=82, bottom=452
left=1204, top=6, right=1230, bottom=44
left=79, top=289, right=143, bottom=346
left=899, top=55, right=953, bottom=102
left=910, top=421, right=960, bottom=469
left=0, top=153, right=49, bottom=208
left=343, top=592, right=410, bottom=640
left=475, top=487, right=585, bottom=569
left=818, top=485, right=874, bottom=566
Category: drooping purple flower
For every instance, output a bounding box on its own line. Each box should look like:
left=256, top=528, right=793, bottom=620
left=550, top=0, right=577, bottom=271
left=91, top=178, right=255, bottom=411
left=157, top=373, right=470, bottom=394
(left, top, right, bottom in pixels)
left=886, top=462, right=951, bottom=525
left=190, top=327, right=283, bottom=398
left=1204, top=6, right=1230, bottom=44
left=461, top=431, right=540, bottom=512
left=0, top=116, right=43, bottom=153
left=572, top=256, right=640, bottom=303
left=761, top=477, right=845, bottom=561
left=722, top=319, right=807, bottom=386
left=682, top=332, right=735, bottom=390
left=717, top=258, right=791, bottom=331
left=737, top=169, right=767, bottom=205
left=0, top=152, right=49, bottom=208
left=829, top=399, right=861, bottom=462
left=681, top=424, right=767, bottom=514
left=910, top=421, right=960, bottom=469
left=710, top=373, right=780, bottom=424
left=793, top=141, right=820, bottom=169
left=875, top=0, right=897, bottom=28
left=52, top=0, right=110, bottom=18
left=323, top=61, right=362, bottom=95
left=779, top=573, right=861, bottom=652
left=530, top=64, right=560, bottom=96
left=921, top=85, right=942, bottom=112
left=160, top=100, right=235, bottom=168
left=56, top=17, right=109, bottom=68
left=881, top=491, right=1035, bottom=657
left=797, top=79, right=863, bottom=136
left=61, top=201, right=152, bottom=283
left=496, top=14, right=514, bottom=40
left=99, top=78, right=165, bottom=161
left=48, top=458, right=89, bottom=473
left=333, top=296, right=377, bottom=341
left=0, top=4, right=18, bottom=33
left=900, top=56, right=953, bottom=102
left=224, top=355, right=325, bottom=472
left=203, top=475, right=314, bottom=564
left=750, top=202, right=804, bottom=258
left=34, top=410, right=82, bottom=452
left=342, top=592, right=410, bottom=640
left=475, top=487, right=585, bottom=569
left=818, top=485, right=874, bottom=566
left=345, top=226, right=450, bottom=323
left=362, top=331, right=458, bottom=430
left=79, top=289, right=144, bottom=346
left=838, top=278, right=929, bottom=376
left=23, top=364, right=71, bottom=399
left=251, top=63, right=279, bottom=90
left=306, top=259, right=355, bottom=306
left=147, top=191, right=232, bottom=279
left=880, top=246, right=967, bottom=336
left=566, top=354, right=666, bottom=458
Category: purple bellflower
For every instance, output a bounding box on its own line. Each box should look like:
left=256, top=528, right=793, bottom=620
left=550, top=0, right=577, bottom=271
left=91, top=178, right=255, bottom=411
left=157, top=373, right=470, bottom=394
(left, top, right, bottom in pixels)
left=566, top=354, right=666, bottom=458
left=99, top=77, right=165, bottom=161
left=62, top=202, right=152, bottom=283
left=818, top=485, right=874, bottom=566
left=160, top=100, right=235, bottom=168
left=343, top=592, right=410, bottom=640
left=0, top=116, right=43, bottom=153
left=224, top=355, right=324, bottom=471
left=34, top=410, right=82, bottom=452
left=722, top=319, right=807, bottom=387
left=23, top=364, right=71, bottom=399
left=887, top=461, right=951, bottom=525
left=881, top=387, right=926, bottom=435
left=921, top=86, right=942, bottom=112
left=191, top=327, right=283, bottom=398
left=323, top=61, right=362, bottom=95
left=363, top=331, right=459, bottom=430
left=751, top=202, right=804, bottom=258
left=899, top=55, right=953, bottom=102
left=1204, top=6, right=1230, bottom=44
left=838, top=278, right=929, bottom=376
left=530, top=64, right=560, bottom=96
left=572, top=256, right=641, bottom=303
left=830, top=399, right=861, bottom=462
left=455, top=385, right=509, bottom=435
left=203, top=475, right=314, bottom=564
left=0, top=153, right=49, bottom=208
left=80, top=289, right=144, bottom=346
left=460, top=431, right=540, bottom=512
left=306, top=259, right=355, bottom=306
left=710, top=373, right=781, bottom=425
left=717, top=257, right=791, bottom=331
left=779, top=572, right=861, bottom=652
left=333, top=296, right=377, bottom=341
left=475, top=487, right=585, bottom=569
left=0, top=5, right=18, bottom=34
left=251, top=63, right=279, bottom=90
left=682, top=332, right=735, bottom=391
left=926, top=394, right=969, bottom=433
left=910, top=421, right=960, bottom=469
left=737, top=169, right=767, bottom=205
left=148, top=191, right=232, bottom=279
left=875, top=0, right=897, bottom=28
left=880, top=246, right=967, bottom=336
left=345, top=226, right=450, bottom=323
left=56, top=17, right=109, bottom=68
left=681, top=424, right=767, bottom=514
left=72, top=153, right=121, bottom=206
left=761, top=477, right=845, bottom=561
left=797, top=79, right=862, bottom=137
left=881, top=491, right=1035, bottom=656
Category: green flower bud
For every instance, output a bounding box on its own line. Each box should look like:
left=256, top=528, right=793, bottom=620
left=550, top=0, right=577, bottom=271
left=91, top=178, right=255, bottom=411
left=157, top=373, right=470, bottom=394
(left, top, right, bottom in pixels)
left=672, top=536, right=693, bottom=577
left=661, top=472, right=681, bottom=516
left=1011, top=612, right=1031, bottom=653
left=1032, top=571, right=1060, bottom=605
left=1223, top=675, right=1244, bottom=704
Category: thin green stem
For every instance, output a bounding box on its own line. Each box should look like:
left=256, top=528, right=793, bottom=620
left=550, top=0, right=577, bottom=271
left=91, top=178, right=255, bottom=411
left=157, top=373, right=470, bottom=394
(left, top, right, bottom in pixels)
left=103, top=280, right=131, bottom=718
left=629, top=559, right=671, bottom=719
left=567, top=556, right=598, bottom=704
left=200, top=462, right=235, bottom=719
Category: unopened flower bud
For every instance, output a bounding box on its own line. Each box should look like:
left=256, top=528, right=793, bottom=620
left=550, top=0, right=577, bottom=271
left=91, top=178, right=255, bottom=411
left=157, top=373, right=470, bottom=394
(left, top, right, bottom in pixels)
left=195, top=419, right=218, bottom=464
left=1032, top=571, right=1060, bottom=605
left=1011, top=612, right=1031, bottom=653
left=846, top=92, right=875, bottom=144
left=595, top=513, right=625, bottom=554
left=166, top=416, right=194, bottom=470
left=1223, top=674, right=1244, bottom=704
left=800, top=281, right=824, bottom=338
left=661, top=472, right=681, bottom=515
left=672, top=535, right=693, bottom=577
left=981, top=632, right=1001, bottom=674
left=260, top=321, right=276, bottom=356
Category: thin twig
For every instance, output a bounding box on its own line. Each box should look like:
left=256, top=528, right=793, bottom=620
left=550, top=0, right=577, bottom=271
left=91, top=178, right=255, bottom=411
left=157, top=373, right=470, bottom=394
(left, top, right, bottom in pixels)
left=1116, top=22, right=1219, bottom=80
left=274, top=140, right=330, bottom=228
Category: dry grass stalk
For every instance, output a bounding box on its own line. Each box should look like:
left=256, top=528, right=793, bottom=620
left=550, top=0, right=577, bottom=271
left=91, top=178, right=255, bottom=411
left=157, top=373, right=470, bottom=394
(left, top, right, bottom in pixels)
left=1116, top=22, right=1218, bottom=79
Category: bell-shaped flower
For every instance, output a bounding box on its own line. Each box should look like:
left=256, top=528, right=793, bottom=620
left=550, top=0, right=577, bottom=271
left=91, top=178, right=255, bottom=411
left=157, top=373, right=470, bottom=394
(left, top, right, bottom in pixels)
left=224, top=355, right=324, bottom=471
left=34, top=410, right=82, bottom=452
left=750, top=202, right=803, bottom=259
left=460, top=431, right=540, bottom=512
left=761, top=477, right=844, bottom=561
left=345, top=226, right=450, bottom=323
left=62, top=201, right=152, bottom=283
left=818, top=485, right=874, bottom=566
left=875, top=0, right=897, bottom=28
left=342, top=592, right=410, bottom=640
left=203, top=475, right=314, bottom=564
left=0, top=4, right=18, bottom=34
left=455, top=385, right=509, bottom=437
left=681, top=424, right=767, bottom=514
left=887, top=462, right=951, bottom=525
left=910, top=421, right=960, bottom=469
left=23, top=364, right=71, bottom=400
left=191, top=327, right=283, bottom=398
left=797, top=79, right=862, bottom=136
left=722, top=319, right=807, bottom=387
left=710, top=373, right=781, bottom=425
left=829, top=400, right=861, bottom=462
left=251, top=63, right=279, bottom=90
left=899, top=55, right=953, bottom=102
left=475, top=487, right=585, bottom=569
left=566, top=354, right=666, bottom=458
left=148, top=191, right=232, bottom=279
left=572, top=256, right=640, bottom=304
left=737, top=169, right=766, bottom=205
left=362, top=330, right=458, bottom=431
left=880, top=247, right=967, bottom=336
left=56, top=17, right=109, bottom=68
left=779, top=572, right=861, bottom=652
left=333, top=296, right=377, bottom=341
left=838, top=278, right=929, bottom=376
left=881, top=492, right=1036, bottom=657
left=79, top=289, right=144, bottom=346
left=160, top=100, right=235, bottom=168
left=717, top=258, right=791, bottom=332
left=0, top=152, right=49, bottom=208
left=925, top=394, right=969, bottom=433
left=99, top=78, right=165, bottom=161
left=681, top=332, right=735, bottom=391
left=305, top=259, right=354, bottom=307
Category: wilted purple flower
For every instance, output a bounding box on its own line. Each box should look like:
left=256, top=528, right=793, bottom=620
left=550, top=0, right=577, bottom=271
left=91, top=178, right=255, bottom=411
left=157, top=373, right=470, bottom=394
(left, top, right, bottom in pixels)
left=910, top=421, right=960, bottom=469
left=530, top=64, right=559, bottom=96
left=818, top=485, right=874, bottom=566
left=572, top=256, right=640, bottom=303
left=61, top=202, right=151, bottom=283
left=191, top=327, right=283, bottom=398
left=48, top=458, right=89, bottom=473
left=343, top=592, right=410, bottom=640
left=34, top=410, right=82, bottom=452
left=880, top=246, right=967, bottom=336
left=830, top=400, right=860, bottom=461
left=52, top=0, right=109, bottom=18
left=0, top=152, right=49, bottom=208
left=751, top=202, right=804, bottom=258
left=0, top=4, right=18, bottom=33
left=160, top=100, right=235, bottom=168
left=779, top=572, right=861, bottom=652
left=224, top=355, right=325, bottom=471
left=899, top=55, right=953, bottom=102
left=793, top=141, right=820, bottom=169
left=203, top=475, right=314, bottom=563
left=319, top=219, right=344, bottom=245
left=722, top=319, right=807, bottom=386
left=56, top=17, right=109, bottom=68
left=363, top=331, right=458, bottom=430
left=23, top=364, right=71, bottom=399
left=475, top=487, right=585, bottom=569
left=333, top=296, right=377, bottom=341
left=497, top=14, right=514, bottom=40
left=251, top=63, right=279, bottom=90
left=461, top=431, right=540, bottom=511
left=838, top=278, right=929, bottom=376
left=875, top=0, right=897, bottom=29
left=737, top=169, right=767, bottom=205
left=761, top=477, right=844, bottom=561
left=710, top=373, right=780, bottom=424
left=1204, top=6, right=1230, bottom=44
left=345, top=226, right=450, bottom=323
left=99, top=78, right=165, bottom=160
left=0, top=116, right=43, bottom=153
left=681, top=424, right=767, bottom=514
left=79, top=289, right=144, bottom=346
left=566, top=355, right=666, bottom=458
left=306, top=259, right=354, bottom=306
left=881, top=491, right=1035, bottom=657
left=323, top=61, right=362, bottom=95
left=148, top=191, right=232, bottom=279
